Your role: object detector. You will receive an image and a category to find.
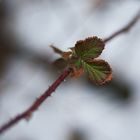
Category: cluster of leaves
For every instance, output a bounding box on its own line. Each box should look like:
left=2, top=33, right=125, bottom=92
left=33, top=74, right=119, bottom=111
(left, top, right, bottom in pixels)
left=52, top=36, right=112, bottom=85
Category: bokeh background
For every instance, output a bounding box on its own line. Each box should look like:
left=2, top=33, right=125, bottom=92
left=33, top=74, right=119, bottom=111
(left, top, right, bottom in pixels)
left=0, top=0, right=140, bottom=140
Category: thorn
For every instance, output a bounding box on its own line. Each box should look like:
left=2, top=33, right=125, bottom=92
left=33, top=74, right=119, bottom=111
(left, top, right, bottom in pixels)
left=25, top=113, right=32, bottom=122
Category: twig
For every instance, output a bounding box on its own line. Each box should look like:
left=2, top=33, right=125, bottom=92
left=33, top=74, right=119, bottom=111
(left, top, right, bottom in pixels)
left=0, top=68, right=72, bottom=134
left=0, top=10, right=140, bottom=135
left=104, top=10, right=140, bottom=43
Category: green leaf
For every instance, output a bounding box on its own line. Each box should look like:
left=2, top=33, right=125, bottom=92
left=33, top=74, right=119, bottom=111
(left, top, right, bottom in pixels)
left=82, top=59, right=112, bottom=85
left=74, top=36, right=105, bottom=60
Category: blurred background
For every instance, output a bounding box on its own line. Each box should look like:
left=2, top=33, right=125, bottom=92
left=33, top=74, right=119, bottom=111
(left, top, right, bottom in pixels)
left=0, top=0, right=140, bottom=140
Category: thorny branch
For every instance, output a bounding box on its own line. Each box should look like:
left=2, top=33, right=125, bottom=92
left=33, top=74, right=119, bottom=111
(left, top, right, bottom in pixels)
left=0, top=10, right=140, bottom=135
left=0, top=68, right=72, bottom=134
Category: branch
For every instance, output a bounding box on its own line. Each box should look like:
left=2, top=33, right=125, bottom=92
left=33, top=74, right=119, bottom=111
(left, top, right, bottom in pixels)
left=104, top=10, right=140, bottom=43
left=0, top=68, right=72, bottom=134
left=0, top=9, right=140, bottom=135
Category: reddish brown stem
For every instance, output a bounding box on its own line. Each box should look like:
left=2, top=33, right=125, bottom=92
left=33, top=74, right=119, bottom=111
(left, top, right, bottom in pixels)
left=104, top=10, right=140, bottom=43
left=0, top=68, right=72, bottom=134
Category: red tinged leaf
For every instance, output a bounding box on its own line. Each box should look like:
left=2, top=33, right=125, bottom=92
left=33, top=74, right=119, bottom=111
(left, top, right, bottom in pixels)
left=74, top=36, right=105, bottom=60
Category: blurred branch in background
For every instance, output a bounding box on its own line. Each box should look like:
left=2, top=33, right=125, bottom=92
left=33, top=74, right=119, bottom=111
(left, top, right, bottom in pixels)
left=68, top=129, right=87, bottom=140
left=87, top=76, right=132, bottom=102
left=104, top=9, right=140, bottom=42
left=0, top=0, right=56, bottom=95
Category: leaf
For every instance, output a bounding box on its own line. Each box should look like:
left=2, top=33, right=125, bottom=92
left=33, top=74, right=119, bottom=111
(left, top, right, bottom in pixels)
left=50, top=45, right=64, bottom=55
left=62, top=51, right=72, bottom=59
left=51, top=45, right=72, bottom=59
left=74, top=36, right=105, bottom=60
left=53, top=58, right=68, bottom=70
left=82, top=59, right=112, bottom=85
